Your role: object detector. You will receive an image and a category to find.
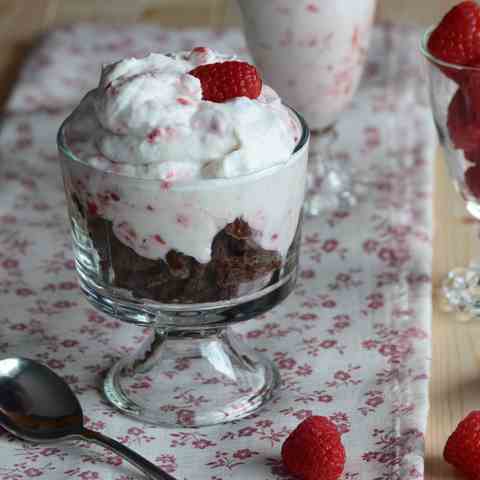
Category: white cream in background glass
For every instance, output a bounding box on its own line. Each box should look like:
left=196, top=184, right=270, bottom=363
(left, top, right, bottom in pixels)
left=237, top=0, right=377, bottom=213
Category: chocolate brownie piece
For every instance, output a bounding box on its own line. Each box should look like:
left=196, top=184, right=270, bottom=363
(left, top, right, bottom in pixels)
left=85, top=214, right=284, bottom=303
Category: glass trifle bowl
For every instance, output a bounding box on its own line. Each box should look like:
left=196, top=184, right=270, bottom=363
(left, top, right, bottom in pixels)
left=57, top=49, right=310, bottom=427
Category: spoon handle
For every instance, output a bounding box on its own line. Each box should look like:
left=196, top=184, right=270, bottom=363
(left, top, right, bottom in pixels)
left=81, top=428, right=178, bottom=480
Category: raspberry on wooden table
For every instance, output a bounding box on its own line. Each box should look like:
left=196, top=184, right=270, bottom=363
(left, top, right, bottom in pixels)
left=281, top=416, right=345, bottom=480
left=444, top=411, right=480, bottom=479
left=189, top=60, right=262, bottom=103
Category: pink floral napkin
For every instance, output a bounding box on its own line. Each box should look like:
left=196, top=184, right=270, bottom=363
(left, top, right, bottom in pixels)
left=0, top=23, right=435, bottom=479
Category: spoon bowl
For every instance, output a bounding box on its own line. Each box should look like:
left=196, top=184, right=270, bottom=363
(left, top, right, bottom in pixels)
left=0, top=357, right=83, bottom=442
left=0, top=357, right=176, bottom=480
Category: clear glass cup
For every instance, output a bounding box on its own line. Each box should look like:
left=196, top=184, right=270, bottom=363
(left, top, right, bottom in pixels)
left=57, top=108, right=309, bottom=427
left=421, top=28, right=480, bottom=320
left=237, top=0, right=377, bottom=213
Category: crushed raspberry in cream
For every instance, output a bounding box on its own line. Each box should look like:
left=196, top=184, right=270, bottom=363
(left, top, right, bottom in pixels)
left=64, top=49, right=298, bottom=180
left=62, top=48, right=307, bottom=264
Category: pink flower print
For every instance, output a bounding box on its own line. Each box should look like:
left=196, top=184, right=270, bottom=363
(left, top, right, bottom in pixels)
left=16, top=288, right=34, bottom=296
left=388, top=225, right=411, bottom=238
left=25, top=468, right=42, bottom=477
left=318, top=394, right=333, bottom=403
left=299, top=313, right=318, bottom=321
left=366, top=396, right=384, bottom=408
left=156, top=454, right=177, bottom=473
left=87, top=311, right=105, bottom=324
left=378, top=247, right=397, bottom=266
left=47, top=359, right=65, bottom=369
left=238, top=426, right=257, bottom=437
left=176, top=409, right=195, bottom=426
left=192, top=438, right=215, bottom=449
left=334, top=370, right=351, bottom=381
left=329, top=412, right=351, bottom=435
left=256, top=419, right=273, bottom=428
left=127, top=426, right=144, bottom=436
left=33, top=201, right=50, bottom=211
left=403, top=326, right=428, bottom=339
left=363, top=239, right=378, bottom=253
left=11, top=323, right=27, bottom=331
left=296, top=364, right=313, bottom=377
left=367, top=293, right=384, bottom=310
left=53, top=300, right=76, bottom=309
left=106, top=456, right=123, bottom=466
left=379, top=344, right=399, bottom=357
left=322, top=299, right=336, bottom=308
left=332, top=315, right=351, bottom=331
left=322, top=239, right=338, bottom=252
left=362, top=339, right=377, bottom=350
left=233, top=448, right=258, bottom=460
left=79, top=472, right=99, bottom=480
left=2, top=258, right=18, bottom=269
left=40, top=447, right=60, bottom=456
left=64, top=259, right=75, bottom=270
left=321, top=340, right=337, bottom=349
left=365, top=127, right=381, bottom=150
left=279, top=28, right=293, bottom=47
left=61, top=339, right=78, bottom=348
left=174, top=358, right=191, bottom=371
left=246, top=329, right=262, bottom=339
left=336, top=273, right=351, bottom=283
left=0, top=214, right=17, bottom=224
left=293, top=409, right=313, bottom=420
left=300, top=269, right=315, bottom=279
left=278, top=357, right=296, bottom=370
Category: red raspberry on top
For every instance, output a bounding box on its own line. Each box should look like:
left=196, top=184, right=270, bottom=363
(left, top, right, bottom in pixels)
left=428, top=1, right=480, bottom=80
left=189, top=60, right=262, bottom=103
left=281, top=416, right=346, bottom=480
left=444, top=411, right=480, bottom=479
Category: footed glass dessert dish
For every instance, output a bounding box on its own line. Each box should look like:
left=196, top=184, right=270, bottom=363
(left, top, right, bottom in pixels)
left=57, top=49, right=309, bottom=426
left=422, top=19, right=480, bottom=321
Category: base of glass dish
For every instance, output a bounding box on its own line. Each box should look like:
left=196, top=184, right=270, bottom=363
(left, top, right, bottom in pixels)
left=103, top=327, right=280, bottom=427
left=466, top=200, right=480, bottom=220
left=305, top=127, right=359, bottom=216
left=439, top=267, right=480, bottom=322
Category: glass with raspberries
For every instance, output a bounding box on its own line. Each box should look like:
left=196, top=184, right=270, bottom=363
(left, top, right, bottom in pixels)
left=57, top=48, right=309, bottom=426
left=422, top=1, right=480, bottom=319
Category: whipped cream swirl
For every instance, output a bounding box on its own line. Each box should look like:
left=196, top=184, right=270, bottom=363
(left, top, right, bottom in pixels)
left=65, top=48, right=298, bottom=181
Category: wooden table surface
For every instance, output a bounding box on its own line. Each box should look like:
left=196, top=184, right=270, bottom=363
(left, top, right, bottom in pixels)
left=0, top=1, right=473, bottom=478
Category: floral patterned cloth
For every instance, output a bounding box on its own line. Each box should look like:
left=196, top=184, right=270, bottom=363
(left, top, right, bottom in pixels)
left=0, top=23, right=435, bottom=480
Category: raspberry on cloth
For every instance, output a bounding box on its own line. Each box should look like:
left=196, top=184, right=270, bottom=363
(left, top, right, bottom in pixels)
left=0, top=22, right=435, bottom=479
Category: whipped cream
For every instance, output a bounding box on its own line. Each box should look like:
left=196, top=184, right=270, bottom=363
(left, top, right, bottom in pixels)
left=65, top=49, right=298, bottom=181
left=62, top=48, right=308, bottom=265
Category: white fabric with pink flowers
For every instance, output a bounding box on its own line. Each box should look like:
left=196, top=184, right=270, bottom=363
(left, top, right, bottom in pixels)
left=0, top=23, right=435, bottom=480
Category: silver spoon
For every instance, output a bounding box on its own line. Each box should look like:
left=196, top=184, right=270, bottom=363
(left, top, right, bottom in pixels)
left=0, top=357, right=177, bottom=480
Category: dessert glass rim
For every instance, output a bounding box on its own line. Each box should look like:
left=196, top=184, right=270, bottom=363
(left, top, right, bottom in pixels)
left=57, top=104, right=310, bottom=190
left=420, top=25, right=480, bottom=72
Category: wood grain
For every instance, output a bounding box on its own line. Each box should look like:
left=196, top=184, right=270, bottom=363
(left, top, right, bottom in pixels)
left=0, top=1, right=472, bottom=479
